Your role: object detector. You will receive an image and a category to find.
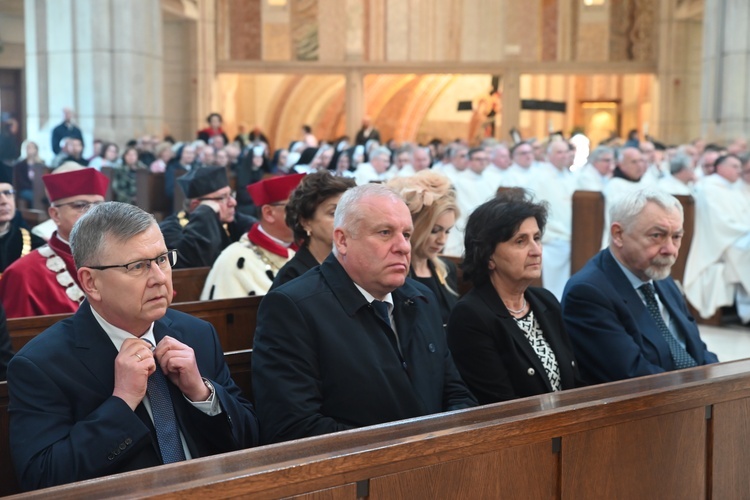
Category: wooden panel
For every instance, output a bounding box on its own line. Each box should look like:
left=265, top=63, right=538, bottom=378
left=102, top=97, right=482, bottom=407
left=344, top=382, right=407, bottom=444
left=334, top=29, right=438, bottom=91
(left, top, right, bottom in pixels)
left=370, top=441, right=557, bottom=499
left=135, top=170, right=169, bottom=219
left=171, top=267, right=210, bottom=303
left=672, top=194, right=694, bottom=285
left=711, top=399, right=750, bottom=498
left=571, top=190, right=604, bottom=274
left=228, top=0, right=261, bottom=60
left=290, top=483, right=357, bottom=500
left=561, top=407, right=706, bottom=498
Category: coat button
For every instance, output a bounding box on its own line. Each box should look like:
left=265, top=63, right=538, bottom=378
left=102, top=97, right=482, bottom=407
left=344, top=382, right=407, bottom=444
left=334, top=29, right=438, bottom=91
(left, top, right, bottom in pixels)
left=119, top=443, right=127, bottom=450
left=527, top=368, right=535, bottom=376
left=571, top=360, right=576, bottom=367
left=428, top=343, right=436, bottom=353
left=125, top=438, right=132, bottom=445
left=108, top=454, right=115, bottom=461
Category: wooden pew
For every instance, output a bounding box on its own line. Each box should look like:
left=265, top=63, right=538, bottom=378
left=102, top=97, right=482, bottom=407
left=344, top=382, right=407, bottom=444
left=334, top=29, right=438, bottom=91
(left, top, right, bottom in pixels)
left=7, top=359, right=750, bottom=498
left=570, top=190, right=605, bottom=275
left=135, top=170, right=169, bottom=221
left=30, top=164, right=52, bottom=211
left=171, top=267, right=211, bottom=303
left=100, top=166, right=115, bottom=202
left=7, top=296, right=261, bottom=353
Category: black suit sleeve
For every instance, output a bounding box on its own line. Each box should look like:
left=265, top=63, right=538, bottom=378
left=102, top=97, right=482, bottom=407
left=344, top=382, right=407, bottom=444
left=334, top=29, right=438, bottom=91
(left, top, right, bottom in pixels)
left=447, top=298, right=519, bottom=404
left=161, top=205, right=225, bottom=268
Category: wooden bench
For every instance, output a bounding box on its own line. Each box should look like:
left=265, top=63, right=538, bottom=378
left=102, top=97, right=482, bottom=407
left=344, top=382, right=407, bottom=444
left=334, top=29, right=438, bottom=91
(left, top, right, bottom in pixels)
left=5, top=359, right=750, bottom=498
left=135, top=170, right=169, bottom=221
left=570, top=190, right=605, bottom=275
left=7, top=296, right=261, bottom=353
left=30, top=164, right=51, bottom=211
left=171, top=267, right=211, bottom=303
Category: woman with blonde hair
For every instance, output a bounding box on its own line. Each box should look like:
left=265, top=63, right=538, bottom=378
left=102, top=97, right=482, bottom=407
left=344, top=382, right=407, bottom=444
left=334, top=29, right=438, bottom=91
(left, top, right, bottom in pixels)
left=388, top=170, right=460, bottom=326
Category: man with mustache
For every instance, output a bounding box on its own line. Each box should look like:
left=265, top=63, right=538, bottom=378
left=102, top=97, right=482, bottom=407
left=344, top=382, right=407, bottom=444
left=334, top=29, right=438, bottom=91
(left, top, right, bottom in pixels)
left=252, top=184, right=476, bottom=444
left=561, top=188, right=718, bottom=384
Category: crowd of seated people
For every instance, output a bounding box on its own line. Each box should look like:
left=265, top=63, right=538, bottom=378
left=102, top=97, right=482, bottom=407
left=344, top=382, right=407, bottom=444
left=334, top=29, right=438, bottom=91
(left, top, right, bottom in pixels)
left=1, top=109, right=748, bottom=491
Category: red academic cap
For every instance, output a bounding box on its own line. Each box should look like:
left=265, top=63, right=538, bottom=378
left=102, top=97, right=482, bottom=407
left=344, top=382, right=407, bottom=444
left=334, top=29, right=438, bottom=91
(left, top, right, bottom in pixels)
left=43, top=168, right=110, bottom=202
left=246, top=173, right=304, bottom=207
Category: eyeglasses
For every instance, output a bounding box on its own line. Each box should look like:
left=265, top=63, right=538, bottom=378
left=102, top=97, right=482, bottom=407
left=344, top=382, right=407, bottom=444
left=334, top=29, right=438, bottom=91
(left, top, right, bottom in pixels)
left=53, top=200, right=104, bottom=212
left=198, top=191, right=235, bottom=203
left=86, top=250, right=177, bottom=277
left=269, top=202, right=287, bottom=208
left=0, top=189, right=16, bottom=198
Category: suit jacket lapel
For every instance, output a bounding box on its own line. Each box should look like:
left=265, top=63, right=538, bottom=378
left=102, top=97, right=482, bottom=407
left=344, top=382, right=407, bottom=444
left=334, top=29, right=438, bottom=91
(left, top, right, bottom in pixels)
left=476, top=284, right=552, bottom=391
left=72, top=301, right=120, bottom=397
left=600, top=250, right=672, bottom=367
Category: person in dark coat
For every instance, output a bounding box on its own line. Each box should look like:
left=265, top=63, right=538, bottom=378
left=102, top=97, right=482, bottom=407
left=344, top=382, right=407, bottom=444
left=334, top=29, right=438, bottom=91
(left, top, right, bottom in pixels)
left=270, top=171, right=355, bottom=290
left=0, top=164, right=44, bottom=273
left=446, top=189, right=580, bottom=404
left=253, top=184, right=477, bottom=444
left=160, top=166, right=256, bottom=270
left=50, top=108, right=84, bottom=155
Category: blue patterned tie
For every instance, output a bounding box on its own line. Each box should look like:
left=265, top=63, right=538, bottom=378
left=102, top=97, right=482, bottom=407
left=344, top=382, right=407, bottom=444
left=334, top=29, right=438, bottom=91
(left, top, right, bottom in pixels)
left=144, top=340, right=186, bottom=464
left=639, top=283, right=697, bottom=369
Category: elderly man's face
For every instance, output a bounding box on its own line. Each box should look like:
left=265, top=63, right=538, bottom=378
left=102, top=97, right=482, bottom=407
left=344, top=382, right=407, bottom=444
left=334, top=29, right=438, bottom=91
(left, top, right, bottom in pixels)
left=334, top=195, right=412, bottom=300
left=491, top=147, right=511, bottom=170
left=0, top=182, right=16, bottom=225
left=413, top=149, right=430, bottom=171
left=619, top=148, right=646, bottom=180
left=593, top=152, right=615, bottom=176
left=716, top=156, right=742, bottom=183
left=371, top=154, right=390, bottom=174
left=547, top=142, right=570, bottom=170
left=611, top=202, right=683, bottom=281
left=512, top=144, right=534, bottom=168
left=87, top=224, right=173, bottom=335
left=451, top=148, right=469, bottom=170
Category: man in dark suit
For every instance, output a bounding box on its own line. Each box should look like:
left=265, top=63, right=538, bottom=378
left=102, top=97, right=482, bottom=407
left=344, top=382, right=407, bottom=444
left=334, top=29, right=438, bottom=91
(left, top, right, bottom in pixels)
left=50, top=108, right=84, bottom=155
left=7, top=202, right=258, bottom=491
left=252, top=184, right=477, bottom=444
left=562, top=188, right=718, bottom=385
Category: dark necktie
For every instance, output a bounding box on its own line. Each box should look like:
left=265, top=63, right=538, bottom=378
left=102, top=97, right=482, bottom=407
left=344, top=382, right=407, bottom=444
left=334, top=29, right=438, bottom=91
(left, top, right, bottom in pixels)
left=639, top=283, right=697, bottom=369
left=371, top=300, right=392, bottom=330
left=144, top=340, right=186, bottom=464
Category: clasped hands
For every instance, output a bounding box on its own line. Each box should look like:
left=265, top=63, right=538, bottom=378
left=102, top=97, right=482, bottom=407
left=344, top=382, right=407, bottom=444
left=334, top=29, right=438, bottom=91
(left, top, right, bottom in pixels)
left=113, top=336, right=211, bottom=410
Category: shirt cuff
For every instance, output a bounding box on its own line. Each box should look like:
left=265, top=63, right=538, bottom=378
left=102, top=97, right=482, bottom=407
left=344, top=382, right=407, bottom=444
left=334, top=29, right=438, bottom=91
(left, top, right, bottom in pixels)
left=184, top=378, right=222, bottom=416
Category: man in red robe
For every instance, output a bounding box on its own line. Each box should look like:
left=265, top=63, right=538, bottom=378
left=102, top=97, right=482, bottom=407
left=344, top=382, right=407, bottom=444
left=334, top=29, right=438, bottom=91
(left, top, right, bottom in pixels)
left=0, top=164, right=109, bottom=317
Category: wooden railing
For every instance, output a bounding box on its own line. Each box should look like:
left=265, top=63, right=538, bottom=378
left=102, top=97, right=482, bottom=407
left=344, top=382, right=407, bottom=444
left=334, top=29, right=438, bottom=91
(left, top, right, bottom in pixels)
left=3, top=359, right=750, bottom=498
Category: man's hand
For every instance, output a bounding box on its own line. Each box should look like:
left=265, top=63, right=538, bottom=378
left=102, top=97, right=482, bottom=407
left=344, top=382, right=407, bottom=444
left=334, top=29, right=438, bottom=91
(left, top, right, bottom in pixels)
left=113, top=338, right=156, bottom=410
left=153, top=336, right=211, bottom=402
left=199, top=199, right=221, bottom=214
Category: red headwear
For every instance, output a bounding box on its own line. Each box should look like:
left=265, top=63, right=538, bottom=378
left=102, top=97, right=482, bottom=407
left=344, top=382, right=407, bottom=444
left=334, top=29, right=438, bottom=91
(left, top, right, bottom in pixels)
left=246, top=173, right=305, bottom=207
left=43, top=169, right=110, bottom=202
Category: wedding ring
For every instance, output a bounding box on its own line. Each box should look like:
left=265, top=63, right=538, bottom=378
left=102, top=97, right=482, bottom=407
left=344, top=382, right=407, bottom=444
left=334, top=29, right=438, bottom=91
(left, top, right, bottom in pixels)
left=134, top=352, right=142, bottom=361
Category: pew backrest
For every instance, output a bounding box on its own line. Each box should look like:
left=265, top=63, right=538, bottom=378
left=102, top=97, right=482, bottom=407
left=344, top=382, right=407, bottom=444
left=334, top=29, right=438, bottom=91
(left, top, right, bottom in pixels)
left=171, top=267, right=211, bottom=303
left=571, top=190, right=605, bottom=275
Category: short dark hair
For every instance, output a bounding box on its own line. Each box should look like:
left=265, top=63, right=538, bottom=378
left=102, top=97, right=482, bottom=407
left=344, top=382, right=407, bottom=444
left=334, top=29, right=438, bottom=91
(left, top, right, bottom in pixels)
left=285, top=172, right=355, bottom=246
left=207, top=113, right=222, bottom=124
left=714, top=153, right=740, bottom=172
left=462, top=188, right=548, bottom=287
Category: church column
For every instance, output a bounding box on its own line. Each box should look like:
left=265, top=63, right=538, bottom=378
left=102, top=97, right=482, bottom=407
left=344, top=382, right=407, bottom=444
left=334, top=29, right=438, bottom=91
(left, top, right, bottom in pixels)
left=345, top=70, right=364, bottom=140
left=500, top=70, right=520, bottom=142
left=24, top=0, right=163, bottom=159
left=193, top=0, right=217, bottom=135
left=700, top=0, right=750, bottom=141
left=653, top=0, right=703, bottom=144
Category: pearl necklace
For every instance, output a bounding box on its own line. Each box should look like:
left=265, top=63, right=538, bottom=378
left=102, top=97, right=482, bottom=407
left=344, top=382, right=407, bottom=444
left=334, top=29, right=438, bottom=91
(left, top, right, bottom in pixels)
left=505, top=297, right=527, bottom=315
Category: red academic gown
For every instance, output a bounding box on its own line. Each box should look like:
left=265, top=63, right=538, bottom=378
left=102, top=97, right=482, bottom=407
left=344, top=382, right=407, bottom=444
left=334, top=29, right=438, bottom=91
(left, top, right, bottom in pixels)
left=0, top=232, right=84, bottom=318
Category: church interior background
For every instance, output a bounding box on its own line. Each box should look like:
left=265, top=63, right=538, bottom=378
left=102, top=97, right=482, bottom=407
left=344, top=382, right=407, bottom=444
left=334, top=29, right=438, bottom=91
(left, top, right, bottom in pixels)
left=0, top=0, right=725, bottom=158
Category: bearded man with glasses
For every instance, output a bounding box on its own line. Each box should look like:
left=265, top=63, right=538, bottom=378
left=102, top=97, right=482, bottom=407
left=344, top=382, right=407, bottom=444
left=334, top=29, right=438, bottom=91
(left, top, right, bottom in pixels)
left=6, top=202, right=258, bottom=490
left=0, top=164, right=108, bottom=317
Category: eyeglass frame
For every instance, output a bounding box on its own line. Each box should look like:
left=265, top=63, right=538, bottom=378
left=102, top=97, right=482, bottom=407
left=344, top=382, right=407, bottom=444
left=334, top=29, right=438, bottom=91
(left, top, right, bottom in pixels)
left=0, top=189, right=16, bottom=198
left=198, top=191, right=236, bottom=203
left=52, top=200, right=104, bottom=212
left=85, top=249, right=178, bottom=275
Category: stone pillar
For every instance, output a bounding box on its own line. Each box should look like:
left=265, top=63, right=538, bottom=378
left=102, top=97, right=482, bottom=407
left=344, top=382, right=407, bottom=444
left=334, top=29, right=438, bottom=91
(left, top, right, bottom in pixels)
left=24, top=0, right=163, bottom=160
left=653, top=0, right=703, bottom=144
left=500, top=70, right=520, bottom=142
left=194, top=0, right=217, bottom=134
left=345, top=70, right=364, bottom=140
left=700, top=0, right=750, bottom=141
